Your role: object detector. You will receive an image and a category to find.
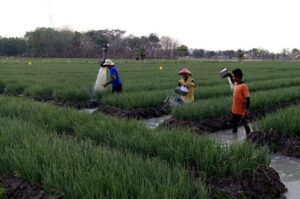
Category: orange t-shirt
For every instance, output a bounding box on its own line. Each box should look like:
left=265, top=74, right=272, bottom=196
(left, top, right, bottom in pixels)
left=232, top=82, right=250, bottom=115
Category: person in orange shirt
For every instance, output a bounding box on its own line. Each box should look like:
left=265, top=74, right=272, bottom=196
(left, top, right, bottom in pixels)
left=229, top=68, right=251, bottom=135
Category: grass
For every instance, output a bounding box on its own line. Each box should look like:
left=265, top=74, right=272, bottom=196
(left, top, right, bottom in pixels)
left=0, top=96, right=270, bottom=179
left=101, top=76, right=300, bottom=109
left=0, top=117, right=207, bottom=199
left=0, top=58, right=300, bottom=110
left=173, top=85, right=300, bottom=121
left=0, top=58, right=292, bottom=197
left=196, top=76, right=300, bottom=100
left=0, top=185, right=4, bottom=199
left=254, top=105, right=300, bottom=137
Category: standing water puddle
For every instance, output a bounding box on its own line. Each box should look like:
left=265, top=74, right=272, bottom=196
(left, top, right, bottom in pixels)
left=144, top=115, right=172, bottom=129
left=270, top=155, right=300, bottom=199
left=79, top=108, right=99, bottom=113
left=144, top=119, right=300, bottom=199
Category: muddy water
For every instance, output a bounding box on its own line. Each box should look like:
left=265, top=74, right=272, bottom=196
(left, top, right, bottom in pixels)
left=211, top=126, right=300, bottom=199
left=144, top=119, right=300, bottom=199
left=79, top=108, right=99, bottom=113
left=271, top=155, right=300, bottom=199
left=144, top=115, right=172, bottom=129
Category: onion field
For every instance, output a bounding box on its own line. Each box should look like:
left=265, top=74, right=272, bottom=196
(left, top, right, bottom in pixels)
left=0, top=57, right=299, bottom=198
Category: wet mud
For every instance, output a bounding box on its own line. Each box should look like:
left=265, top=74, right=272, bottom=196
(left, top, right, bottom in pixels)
left=0, top=174, right=58, bottom=199
left=27, top=96, right=171, bottom=119
left=208, top=167, right=287, bottom=199
left=96, top=102, right=171, bottom=119
left=247, top=131, right=300, bottom=158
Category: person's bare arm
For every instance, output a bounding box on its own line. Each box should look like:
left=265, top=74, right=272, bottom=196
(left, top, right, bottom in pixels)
left=103, top=76, right=116, bottom=87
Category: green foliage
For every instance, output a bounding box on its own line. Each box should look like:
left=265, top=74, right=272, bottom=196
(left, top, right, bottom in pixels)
left=0, top=37, right=27, bottom=56
left=24, top=85, right=54, bottom=99
left=0, top=118, right=207, bottom=199
left=237, top=49, right=245, bottom=63
left=102, top=90, right=171, bottom=109
left=0, top=96, right=270, bottom=179
left=54, top=88, right=91, bottom=102
left=0, top=81, right=5, bottom=93
left=173, top=85, right=300, bottom=121
left=0, top=185, right=4, bottom=199
left=4, top=81, right=26, bottom=95
left=0, top=59, right=300, bottom=110
left=192, top=49, right=205, bottom=58
left=254, top=105, right=300, bottom=137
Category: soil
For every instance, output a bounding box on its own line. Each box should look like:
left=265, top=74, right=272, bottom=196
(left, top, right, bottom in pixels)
left=247, top=131, right=300, bottom=158
left=96, top=101, right=171, bottom=119
left=32, top=96, right=101, bottom=109
left=0, top=174, right=59, bottom=199
left=207, top=167, right=287, bottom=198
left=31, top=96, right=171, bottom=119
left=1, top=168, right=285, bottom=199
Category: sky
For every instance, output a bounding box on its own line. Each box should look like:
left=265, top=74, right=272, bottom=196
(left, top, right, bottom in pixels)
left=1, top=0, right=299, bottom=53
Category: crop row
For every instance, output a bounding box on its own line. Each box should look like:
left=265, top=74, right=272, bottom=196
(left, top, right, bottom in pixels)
left=172, top=85, right=300, bottom=121
left=0, top=60, right=299, bottom=100
left=0, top=117, right=207, bottom=198
left=0, top=96, right=270, bottom=179
left=102, top=77, right=300, bottom=110
left=254, top=105, right=300, bottom=137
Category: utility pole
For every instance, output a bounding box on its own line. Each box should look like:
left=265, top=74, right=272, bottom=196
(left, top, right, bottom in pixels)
left=48, top=0, right=54, bottom=27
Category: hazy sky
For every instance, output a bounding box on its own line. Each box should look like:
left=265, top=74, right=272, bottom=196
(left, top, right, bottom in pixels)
left=1, top=0, right=299, bottom=52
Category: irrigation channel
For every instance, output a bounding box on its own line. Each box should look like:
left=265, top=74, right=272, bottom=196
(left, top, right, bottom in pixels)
left=79, top=108, right=300, bottom=198
left=143, top=116, right=300, bottom=199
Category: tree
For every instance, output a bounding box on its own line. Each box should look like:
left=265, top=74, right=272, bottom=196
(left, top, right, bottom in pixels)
left=236, top=49, right=245, bottom=63
left=148, top=33, right=160, bottom=58
left=205, top=51, right=216, bottom=58
left=192, top=49, right=205, bottom=58
left=0, top=37, right=27, bottom=56
left=3, top=27, right=191, bottom=59
left=177, top=45, right=189, bottom=57
left=222, top=50, right=235, bottom=59
left=291, top=48, right=299, bottom=59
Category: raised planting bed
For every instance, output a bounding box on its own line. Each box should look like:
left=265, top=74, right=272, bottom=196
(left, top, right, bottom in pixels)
left=163, top=100, right=300, bottom=133
left=248, top=105, right=300, bottom=158
left=0, top=96, right=287, bottom=197
left=0, top=118, right=207, bottom=199
left=172, top=85, right=300, bottom=121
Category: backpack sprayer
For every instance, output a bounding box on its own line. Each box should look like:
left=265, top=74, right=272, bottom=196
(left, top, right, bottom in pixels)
left=99, top=44, right=109, bottom=67
left=219, top=68, right=234, bottom=90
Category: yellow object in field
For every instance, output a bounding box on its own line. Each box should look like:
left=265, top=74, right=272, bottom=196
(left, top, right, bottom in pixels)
left=159, top=66, right=163, bottom=70
left=178, top=77, right=196, bottom=103
left=28, top=61, right=32, bottom=65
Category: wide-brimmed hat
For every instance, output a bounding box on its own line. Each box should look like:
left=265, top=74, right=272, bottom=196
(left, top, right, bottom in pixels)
left=178, top=68, right=192, bottom=75
left=103, top=59, right=114, bottom=66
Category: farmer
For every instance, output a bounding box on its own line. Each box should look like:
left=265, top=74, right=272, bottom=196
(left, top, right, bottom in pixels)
left=103, top=59, right=123, bottom=93
left=177, top=68, right=196, bottom=103
left=229, top=68, right=251, bottom=135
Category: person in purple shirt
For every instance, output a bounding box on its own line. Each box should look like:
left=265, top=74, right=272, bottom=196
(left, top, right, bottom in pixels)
left=103, top=59, right=122, bottom=93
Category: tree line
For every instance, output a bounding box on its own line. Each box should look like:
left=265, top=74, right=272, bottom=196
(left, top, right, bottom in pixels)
left=1, top=27, right=300, bottom=60
left=0, top=28, right=188, bottom=59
